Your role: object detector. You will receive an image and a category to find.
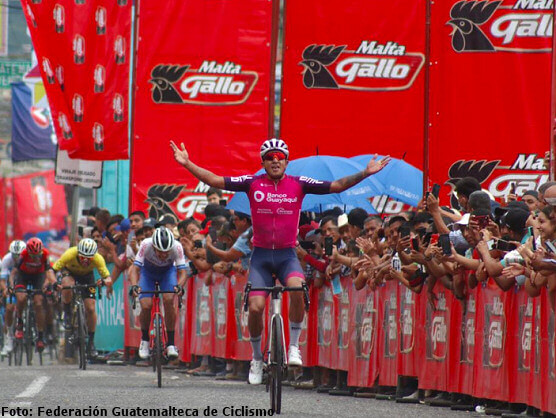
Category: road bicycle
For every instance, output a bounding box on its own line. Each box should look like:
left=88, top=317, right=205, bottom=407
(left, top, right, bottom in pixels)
left=132, top=282, right=182, bottom=388
left=243, top=282, right=310, bottom=414
left=14, top=287, right=44, bottom=366
left=61, top=283, right=102, bottom=370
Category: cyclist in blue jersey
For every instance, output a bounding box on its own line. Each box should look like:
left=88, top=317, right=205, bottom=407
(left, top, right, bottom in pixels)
left=171, top=138, right=390, bottom=384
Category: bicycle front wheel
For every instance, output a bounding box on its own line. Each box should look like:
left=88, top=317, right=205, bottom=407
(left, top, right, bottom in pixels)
left=77, top=304, right=87, bottom=370
left=270, top=318, right=283, bottom=414
left=23, top=307, right=33, bottom=366
left=154, top=313, right=162, bottom=388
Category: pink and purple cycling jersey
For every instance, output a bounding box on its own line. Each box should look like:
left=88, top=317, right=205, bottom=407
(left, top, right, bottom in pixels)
left=224, top=174, right=331, bottom=249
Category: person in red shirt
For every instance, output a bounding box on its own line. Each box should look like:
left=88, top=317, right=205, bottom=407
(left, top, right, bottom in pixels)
left=12, top=237, right=56, bottom=351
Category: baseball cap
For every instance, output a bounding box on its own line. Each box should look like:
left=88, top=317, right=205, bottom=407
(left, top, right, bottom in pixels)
left=455, top=213, right=470, bottom=227
left=143, top=217, right=156, bottom=228
left=156, top=215, right=176, bottom=227
left=502, top=209, right=530, bottom=233
left=494, top=200, right=530, bottom=217
left=115, top=218, right=130, bottom=232
left=522, top=190, right=539, bottom=199
left=337, top=214, right=349, bottom=229
left=299, top=224, right=316, bottom=240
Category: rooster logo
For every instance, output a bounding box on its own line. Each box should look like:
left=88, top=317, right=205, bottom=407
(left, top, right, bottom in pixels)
left=447, top=1, right=501, bottom=52
left=300, top=45, right=345, bottom=89
left=149, top=65, right=189, bottom=104
left=145, top=184, right=184, bottom=222
left=446, top=159, right=500, bottom=208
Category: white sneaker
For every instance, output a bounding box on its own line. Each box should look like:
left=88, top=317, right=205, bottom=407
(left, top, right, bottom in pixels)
left=248, top=359, right=263, bottom=385
left=166, top=345, right=179, bottom=359
left=138, top=340, right=150, bottom=359
left=288, top=345, right=302, bottom=367
left=4, top=334, right=13, bottom=353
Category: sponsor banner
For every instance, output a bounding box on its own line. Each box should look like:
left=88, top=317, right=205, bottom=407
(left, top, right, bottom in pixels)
left=94, top=264, right=124, bottom=352
left=378, top=280, right=399, bottom=386
left=418, top=284, right=451, bottom=391
left=281, top=0, right=425, bottom=168
left=334, top=277, right=352, bottom=371
left=316, top=285, right=336, bottom=369
left=541, top=288, right=556, bottom=413
left=473, top=279, right=510, bottom=401
left=528, top=290, right=543, bottom=410
left=211, top=273, right=234, bottom=359
left=130, top=0, right=273, bottom=216
left=231, top=274, right=252, bottom=361
left=55, top=148, right=103, bottom=188
left=427, top=0, right=550, bottom=201
left=11, top=81, right=56, bottom=161
left=348, top=286, right=379, bottom=387
left=398, top=285, right=419, bottom=377
left=190, top=274, right=213, bottom=356
left=12, top=170, right=68, bottom=238
left=451, top=284, right=477, bottom=395
left=21, top=0, right=130, bottom=160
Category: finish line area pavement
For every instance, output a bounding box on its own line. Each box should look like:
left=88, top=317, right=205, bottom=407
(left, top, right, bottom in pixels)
left=0, top=362, right=471, bottom=418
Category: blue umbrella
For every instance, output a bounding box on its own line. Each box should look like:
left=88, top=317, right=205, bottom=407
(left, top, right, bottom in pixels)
left=226, top=155, right=384, bottom=215
left=351, top=154, right=423, bottom=207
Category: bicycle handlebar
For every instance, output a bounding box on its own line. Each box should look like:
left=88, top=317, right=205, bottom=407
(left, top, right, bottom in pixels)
left=131, top=289, right=183, bottom=310
left=243, top=282, right=310, bottom=313
left=60, top=284, right=104, bottom=300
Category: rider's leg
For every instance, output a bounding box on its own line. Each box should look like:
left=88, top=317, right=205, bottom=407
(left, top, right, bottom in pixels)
left=285, top=274, right=305, bottom=348
left=61, top=276, right=75, bottom=328
left=248, top=295, right=266, bottom=361
left=5, top=301, right=14, bottom=329
left=84, top=298, right=96, bottom=333
left=139, top=297, right=153, bottom=342
left=44, top=296, right=54, bottom=338
left=162, top=294, right=176, bottom=346
left=33, top=293, right=45, bottom=333
left=15, top=292, right=26, bottom=323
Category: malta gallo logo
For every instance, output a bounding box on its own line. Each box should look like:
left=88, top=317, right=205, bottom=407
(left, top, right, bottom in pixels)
left=300, top=41, right=424, bottom=91
left=448, top=0, right=552, bottom=53
left=149, top=61, right=258, bottom=105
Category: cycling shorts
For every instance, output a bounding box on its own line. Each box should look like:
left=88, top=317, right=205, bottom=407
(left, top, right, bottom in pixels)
left=248, top=247, right=305, bottom=296
left=62, top=270, right=97, bottom=299
left=14, top=270, right=45, bottom=291
left=138, top=266, right=177, bottom=300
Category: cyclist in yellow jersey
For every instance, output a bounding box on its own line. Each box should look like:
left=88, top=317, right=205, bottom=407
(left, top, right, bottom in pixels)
left=53, top=238, right=112, bottom=359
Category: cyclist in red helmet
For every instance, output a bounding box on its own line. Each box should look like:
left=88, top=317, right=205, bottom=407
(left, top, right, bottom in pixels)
left=12, top=237, right=56, bottom=352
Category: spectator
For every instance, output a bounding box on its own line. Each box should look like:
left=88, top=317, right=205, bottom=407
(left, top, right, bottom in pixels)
left=206, top=187, right=223, bottom=206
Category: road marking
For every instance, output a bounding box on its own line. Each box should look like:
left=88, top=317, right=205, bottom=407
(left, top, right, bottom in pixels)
left=15, top=376, right=50, bottom=398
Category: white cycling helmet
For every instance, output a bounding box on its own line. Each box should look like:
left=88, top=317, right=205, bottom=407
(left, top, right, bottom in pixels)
left=9, top=240, right=26, bottom=256
left=77, top=238, right=97, bottom=257
left=260, top=138, right=289, bottom=160
left=152, top=226, right=175, bottom=252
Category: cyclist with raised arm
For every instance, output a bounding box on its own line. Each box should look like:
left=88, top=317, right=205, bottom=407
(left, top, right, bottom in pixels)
left=129, top=226, right=187, bottom=360
left=13, top=238, right=56, bottom=352
left=53, top=238, right=112, bottom=359
left=0, top=240, right=25, bottom=356
left=171, top=138, right=390, bottom=384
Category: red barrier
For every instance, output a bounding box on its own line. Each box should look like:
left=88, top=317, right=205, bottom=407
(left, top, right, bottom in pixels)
left=378, top=280, right=398, bottom=387
left=347, top=284, right=379, bottom=387
left=473, top=280, right=510, bottom=402
left=418, top=284, right=452, bottom=391
left=121, top=273, right=556, bottom=415
left=398, top=286, right=419, bottom=377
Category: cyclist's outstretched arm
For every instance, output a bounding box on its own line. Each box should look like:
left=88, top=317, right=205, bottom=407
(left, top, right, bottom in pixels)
left=170, top=141, right=225, bottom=189
left=330, top=154, right=391, bottom=193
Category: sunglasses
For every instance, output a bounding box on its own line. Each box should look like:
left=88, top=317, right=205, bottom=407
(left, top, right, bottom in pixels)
left=263, top=151, right=287, bottom=161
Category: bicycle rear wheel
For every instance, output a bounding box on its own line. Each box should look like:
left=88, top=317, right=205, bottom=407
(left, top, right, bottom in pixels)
left=23, top=307, right=33, bottom=366
left=14, top=339, right=23, bottom=366
left=270, top=318, right=283, bottom=414
left=77, top=304, right=87, bottom=370
left=154, top=313, right=162, bottom=388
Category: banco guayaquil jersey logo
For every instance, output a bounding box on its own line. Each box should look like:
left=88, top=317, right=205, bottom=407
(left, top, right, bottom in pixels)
left=300, top=41, right=424, bottom=91
left=447, top=0, right=552, bottom=53
left=149, top=61, right=258, bottom=105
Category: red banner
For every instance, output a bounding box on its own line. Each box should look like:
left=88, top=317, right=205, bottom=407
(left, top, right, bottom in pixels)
left=280, top=0, right=426, bottom=167
left=231, top=274, right=252, bottom=361
left=315, top=285, right=336, bottom=369
left=378, top=280, right=399, bottom=386
left=21, top=0, right=130, bottom=160
left=426, top=0, right=551, bottom=205
left=130, top=0, right=274, bottom=220
left=418, top=285, right=452, bottom=391
left=348, top=286, right=379, bottom=387
left=12, top=170, right=67, bottom=238
left=473, top=280, right=511, bottom=401
left=190, top=274, right=213, bottom=356
left=334, top=277, right=352, bottom=371
left=398, top=286, right=419, bottom=377
left=211, top=273, right=235, bottom=359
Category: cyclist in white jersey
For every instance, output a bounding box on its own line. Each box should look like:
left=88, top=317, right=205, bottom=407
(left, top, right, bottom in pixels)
left=0, top=240, right=25, bottom=355
left=129, top=227, right=187, bottom=359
